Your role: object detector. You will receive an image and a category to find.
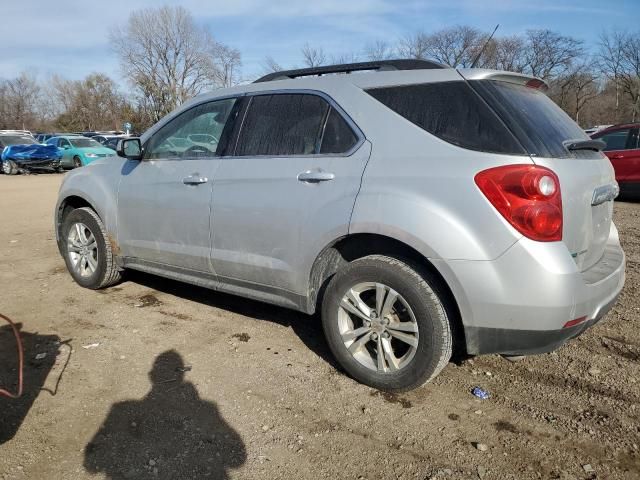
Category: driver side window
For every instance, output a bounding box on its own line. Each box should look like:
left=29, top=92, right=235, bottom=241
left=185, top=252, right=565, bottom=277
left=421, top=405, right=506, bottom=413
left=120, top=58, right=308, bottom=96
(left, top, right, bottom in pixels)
left=144, top=97, right=237, bottom=160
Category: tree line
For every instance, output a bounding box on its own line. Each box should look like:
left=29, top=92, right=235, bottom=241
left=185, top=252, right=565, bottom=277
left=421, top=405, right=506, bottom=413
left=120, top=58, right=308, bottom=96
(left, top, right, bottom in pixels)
left=1, top=6, right=638, bottom=134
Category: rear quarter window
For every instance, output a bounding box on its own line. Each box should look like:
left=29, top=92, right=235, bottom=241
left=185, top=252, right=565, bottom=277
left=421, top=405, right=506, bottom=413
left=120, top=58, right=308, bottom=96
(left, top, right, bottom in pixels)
left=365, top=82, right=525, bottom=155
left=471, top=80, right=595, bottom=159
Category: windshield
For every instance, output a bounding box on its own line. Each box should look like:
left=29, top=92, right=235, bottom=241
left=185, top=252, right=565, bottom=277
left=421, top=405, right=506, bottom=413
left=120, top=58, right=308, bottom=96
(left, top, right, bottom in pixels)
left=0, top=135, right=37, bottom=146
left=70, top=138, right=102, bottom=148
left=471, top=80, right=593, bottom=159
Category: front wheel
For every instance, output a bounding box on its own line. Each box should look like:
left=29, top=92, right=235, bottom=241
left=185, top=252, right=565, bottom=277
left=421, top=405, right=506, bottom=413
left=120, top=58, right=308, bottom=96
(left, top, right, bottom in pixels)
left=61, top=207, right=122, bottom=289
left=322, top=255, right=452, bottom=392
left=73, top=156, right=83, bottom=168
left=2, top=160, right=18, bottom=175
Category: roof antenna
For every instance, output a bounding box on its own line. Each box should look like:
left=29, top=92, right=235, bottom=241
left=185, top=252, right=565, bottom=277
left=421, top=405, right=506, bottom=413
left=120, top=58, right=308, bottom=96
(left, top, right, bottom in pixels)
left=471, top=24, right=499, bottom=68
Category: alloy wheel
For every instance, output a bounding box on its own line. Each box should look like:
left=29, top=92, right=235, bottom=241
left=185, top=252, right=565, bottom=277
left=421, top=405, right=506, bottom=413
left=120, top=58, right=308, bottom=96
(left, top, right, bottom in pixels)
left=67, top=222, right=98, bottom=277
left=337, top=282, right=419, bottom=373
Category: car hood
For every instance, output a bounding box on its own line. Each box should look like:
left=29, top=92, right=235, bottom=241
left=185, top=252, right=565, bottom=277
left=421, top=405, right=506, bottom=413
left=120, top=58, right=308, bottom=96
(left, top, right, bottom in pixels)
left=1, top=144, right=62, bottom=161
left=79, top=147, right=116, bottom=156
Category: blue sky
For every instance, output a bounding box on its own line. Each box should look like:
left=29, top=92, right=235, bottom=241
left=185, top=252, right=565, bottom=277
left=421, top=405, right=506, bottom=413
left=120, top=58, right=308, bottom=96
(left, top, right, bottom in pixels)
left=1, top=0, right=638, bottom=86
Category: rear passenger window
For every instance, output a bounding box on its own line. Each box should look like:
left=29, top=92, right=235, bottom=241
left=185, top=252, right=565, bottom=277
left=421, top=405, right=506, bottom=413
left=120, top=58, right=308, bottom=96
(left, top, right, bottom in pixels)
left=236, top=94, right=329, bottom=156
left=320, top=108, right=358, bottom=154
left=366, top=82, right=525, bottom=155
left=598, top=129, right=630, bottom=151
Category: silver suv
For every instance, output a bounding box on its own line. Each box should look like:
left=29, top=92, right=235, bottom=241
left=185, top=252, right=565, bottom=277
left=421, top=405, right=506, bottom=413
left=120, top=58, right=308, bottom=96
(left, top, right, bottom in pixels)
left=55, top=60, right=625, bottom=391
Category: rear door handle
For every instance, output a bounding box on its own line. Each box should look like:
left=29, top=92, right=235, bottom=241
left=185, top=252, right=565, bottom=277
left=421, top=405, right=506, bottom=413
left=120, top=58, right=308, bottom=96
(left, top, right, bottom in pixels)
left=297, top=170, right=335, bottom=183
left=610, top=154, right=624, bottom=159
left=182, top=174, right=208, bottom=185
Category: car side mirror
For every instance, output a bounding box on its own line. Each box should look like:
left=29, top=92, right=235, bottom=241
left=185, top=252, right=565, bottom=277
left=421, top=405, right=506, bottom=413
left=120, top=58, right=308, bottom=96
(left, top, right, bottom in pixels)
left=62, top=145, right=70, bottom=150
left=117, top=138, right=143, bottom=160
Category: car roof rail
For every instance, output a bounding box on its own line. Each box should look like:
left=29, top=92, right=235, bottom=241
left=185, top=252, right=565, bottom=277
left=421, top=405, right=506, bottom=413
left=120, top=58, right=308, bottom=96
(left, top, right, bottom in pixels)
left=254, top=59, right=448, bottom=83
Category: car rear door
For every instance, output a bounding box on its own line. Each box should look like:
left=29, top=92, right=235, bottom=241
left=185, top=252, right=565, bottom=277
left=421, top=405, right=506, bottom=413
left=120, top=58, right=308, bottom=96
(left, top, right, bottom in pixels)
left=211, top=92, right=370, bottom=297
left=117, top=97, right=239, bottom=272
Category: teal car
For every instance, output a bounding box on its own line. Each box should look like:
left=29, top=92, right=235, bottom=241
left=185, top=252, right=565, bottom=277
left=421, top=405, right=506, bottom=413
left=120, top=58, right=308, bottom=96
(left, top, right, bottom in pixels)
left=46, top=136, right=116, bottom=168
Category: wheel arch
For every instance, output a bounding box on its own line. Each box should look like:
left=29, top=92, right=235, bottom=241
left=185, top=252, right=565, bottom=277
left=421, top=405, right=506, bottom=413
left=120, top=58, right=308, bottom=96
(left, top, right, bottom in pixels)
left=307, top=233, right=467, bottom=356
left=56, top=195, right=100, bottom=255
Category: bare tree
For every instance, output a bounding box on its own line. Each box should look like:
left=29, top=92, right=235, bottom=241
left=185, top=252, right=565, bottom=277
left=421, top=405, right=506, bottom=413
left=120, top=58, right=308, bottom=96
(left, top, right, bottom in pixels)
left=52, top=74, right=130, bottom=131
left=491, top=35, right=528, bottom=72
left=398, top=26, right=485, bottom=67
left=364, top=40, right=394, bottom=61
left=261, top=56, right=283, bottom=74
left=211, top=44, right=242, bottom=88
left=330, top=52, right=360, bottom=64
left=110, top=6, right=240, bottom=123
left=301, top=43, right=326, bottom=67
left=397, top=32, right=430, bottom=60
left=619, top=32, right=640, bottom=121
left=551, top=62, right=599, bottom=124
left=597, top=31, right=627, bottom=117
left=0, top=73, right=41, bottom=130
left=523, top=29, right=584, bottom=80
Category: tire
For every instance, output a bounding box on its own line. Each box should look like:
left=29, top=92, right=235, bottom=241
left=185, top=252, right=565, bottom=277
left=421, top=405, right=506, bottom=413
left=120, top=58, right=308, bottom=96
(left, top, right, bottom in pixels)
left=321, top=255, right=452, bottom=392
left=61, top=207, right=122, bottom=289
left=2, top=160, right=19, bottom=175
left=73, top=156, right=83, bottom=168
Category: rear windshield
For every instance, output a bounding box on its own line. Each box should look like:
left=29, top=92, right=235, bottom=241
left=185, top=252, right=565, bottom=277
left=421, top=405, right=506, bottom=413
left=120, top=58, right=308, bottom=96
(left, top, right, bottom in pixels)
left=471, top=80, right=592, bottom=158
left=366, top=82, right=525, bottom=155
left=0, top=135, right=37, bottom=146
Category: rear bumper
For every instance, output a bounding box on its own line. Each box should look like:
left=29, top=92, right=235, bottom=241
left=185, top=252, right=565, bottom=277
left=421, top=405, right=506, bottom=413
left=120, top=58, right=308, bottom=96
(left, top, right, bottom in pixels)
left=433, top=224, right=625, bottom=356
left=463, top=293, right=619, bottom=355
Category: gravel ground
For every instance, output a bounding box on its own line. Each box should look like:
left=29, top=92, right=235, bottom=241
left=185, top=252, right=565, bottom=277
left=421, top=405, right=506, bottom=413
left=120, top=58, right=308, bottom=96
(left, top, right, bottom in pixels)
left=0, top=174, right=638, bottom=480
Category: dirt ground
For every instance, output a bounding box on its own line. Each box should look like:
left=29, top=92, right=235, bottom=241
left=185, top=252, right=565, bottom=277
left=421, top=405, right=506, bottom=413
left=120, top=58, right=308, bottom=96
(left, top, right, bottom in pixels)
left=0, top=173, right=638, bottom=480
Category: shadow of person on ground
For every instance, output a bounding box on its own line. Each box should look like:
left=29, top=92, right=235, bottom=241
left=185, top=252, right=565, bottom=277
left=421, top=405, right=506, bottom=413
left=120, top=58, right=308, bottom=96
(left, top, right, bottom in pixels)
left=124, top=270, right=340, bottom=370
left=84, top=350, right=246, bottom=480
left=0, top=323, right=60, bottom=445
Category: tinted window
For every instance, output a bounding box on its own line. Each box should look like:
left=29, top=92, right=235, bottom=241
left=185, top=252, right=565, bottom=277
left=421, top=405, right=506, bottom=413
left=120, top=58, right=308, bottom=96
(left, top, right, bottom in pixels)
left=320, top=108, right=358, bottom=154
left=60, top=139, right=71, bottom=148
left=235, top=94, right=329, bottom=156
left=472, top=80, right=592, bottom=158
left=145, top=98, right=237, bottom=160
left=366, top=82, right=525, bottom=155
left=597, top=129, right=630, bottom=151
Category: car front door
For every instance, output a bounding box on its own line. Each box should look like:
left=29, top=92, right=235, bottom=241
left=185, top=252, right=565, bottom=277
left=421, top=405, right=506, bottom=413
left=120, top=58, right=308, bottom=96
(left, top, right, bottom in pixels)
left=117, top=97, right=239, bottom=272
left=211, top=93, right=370, bottom=302
left=58, top=138, right=73, bottom=167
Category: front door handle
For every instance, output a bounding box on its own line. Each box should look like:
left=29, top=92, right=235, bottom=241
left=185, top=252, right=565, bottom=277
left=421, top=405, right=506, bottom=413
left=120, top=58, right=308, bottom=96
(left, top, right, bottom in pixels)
left=297, top=170, right=335, bottom=183
left=610, top=154, right=624, bottom=159
left=183, top=174, right=208, bottom=185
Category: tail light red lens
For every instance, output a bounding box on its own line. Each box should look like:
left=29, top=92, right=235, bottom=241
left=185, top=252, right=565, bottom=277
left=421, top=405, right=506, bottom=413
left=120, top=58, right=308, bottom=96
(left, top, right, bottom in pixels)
left=475, top=165, right=563, bottom=242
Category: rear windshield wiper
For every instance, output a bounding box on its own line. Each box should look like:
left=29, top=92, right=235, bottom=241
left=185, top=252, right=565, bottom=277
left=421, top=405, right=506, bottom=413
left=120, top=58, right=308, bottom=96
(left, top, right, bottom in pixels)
left=564, top=139, right=606, bottom=152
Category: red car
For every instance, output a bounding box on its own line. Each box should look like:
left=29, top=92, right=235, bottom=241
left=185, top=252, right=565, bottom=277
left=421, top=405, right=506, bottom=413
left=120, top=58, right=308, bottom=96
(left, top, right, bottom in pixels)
left=591, top=124, right=640, bottom=197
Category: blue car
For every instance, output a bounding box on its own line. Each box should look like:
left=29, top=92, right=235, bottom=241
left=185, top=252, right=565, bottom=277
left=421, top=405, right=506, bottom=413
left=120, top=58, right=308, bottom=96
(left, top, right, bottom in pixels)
left=1, top=132, right=63, bottom=175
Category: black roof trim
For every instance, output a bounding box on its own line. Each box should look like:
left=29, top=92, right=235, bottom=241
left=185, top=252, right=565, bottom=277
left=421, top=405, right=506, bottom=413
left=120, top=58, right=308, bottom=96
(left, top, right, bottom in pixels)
left=254, top=59, right=448, bottom=83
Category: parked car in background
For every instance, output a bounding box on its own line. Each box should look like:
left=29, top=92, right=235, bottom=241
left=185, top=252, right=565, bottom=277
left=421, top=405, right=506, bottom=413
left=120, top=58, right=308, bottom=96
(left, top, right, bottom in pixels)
left=0, top=131, right=62, bottom=174
left=55, top=60, right=625, bottom=391
left=584, top=125, right=613, bottom=136
left=46, top=135, right=116, bottom=168
left=93, top=134, right=128, bottom=147
left=35, top=132, right=74, bottom=143
left=591, top=124, right=640, bottom=197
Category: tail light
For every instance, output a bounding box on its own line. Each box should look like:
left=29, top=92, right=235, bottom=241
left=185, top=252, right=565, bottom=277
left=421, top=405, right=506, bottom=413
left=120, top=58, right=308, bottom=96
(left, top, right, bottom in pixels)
left=475, top=164, right=562, bottom=242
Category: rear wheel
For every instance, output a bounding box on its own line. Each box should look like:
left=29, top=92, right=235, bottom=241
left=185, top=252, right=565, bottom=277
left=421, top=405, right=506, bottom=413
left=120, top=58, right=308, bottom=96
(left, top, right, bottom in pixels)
left=61, top=207, right=122, bottom=289
left=322, top=255, right=452, bottom=392
left=2, top=160, right=18, bottom=175
left=73, top=156, right=83, bottom=168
